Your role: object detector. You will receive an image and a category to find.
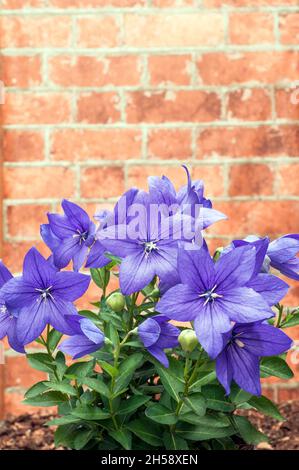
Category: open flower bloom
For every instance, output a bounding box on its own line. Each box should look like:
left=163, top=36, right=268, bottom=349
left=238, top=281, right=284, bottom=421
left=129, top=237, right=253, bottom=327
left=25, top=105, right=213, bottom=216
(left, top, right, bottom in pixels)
left=0, top=248, right=90, bottom=345
left=156, top=245, right=287, bottom=359
left=138, top=314, right=180, bottom=367
left=0, top=262, right=24, bottom=353
left=98, top=191, right=194, bottom=295
left=41, top=199, right=97, bottom=272
left=267, top=234, right=299, bottom=281
left=58, top=316, right=105, bottom=359
left=216, top=322, right=293, bottom=396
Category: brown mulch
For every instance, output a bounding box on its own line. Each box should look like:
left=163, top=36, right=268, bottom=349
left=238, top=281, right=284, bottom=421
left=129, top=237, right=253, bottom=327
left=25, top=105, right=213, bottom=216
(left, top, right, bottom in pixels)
left=0, top=401, right=298, bottom=450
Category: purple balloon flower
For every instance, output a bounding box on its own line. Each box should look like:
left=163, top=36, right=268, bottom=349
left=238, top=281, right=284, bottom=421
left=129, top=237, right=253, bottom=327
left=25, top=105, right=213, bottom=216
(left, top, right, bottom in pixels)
left=267, top=234, right=299, bottom=281
left=0, top=248, right=90, bottom=345
left=41, top=199, right=100, bottom=272
left=216, top=322, right=292, bottom=396
left=156, top=246, right=283, bottom=359
left=0, top=261, right=24, bottom=353
left=58, top=316, right=105, bottom=359
left=138, top=315, right=180, bottom=367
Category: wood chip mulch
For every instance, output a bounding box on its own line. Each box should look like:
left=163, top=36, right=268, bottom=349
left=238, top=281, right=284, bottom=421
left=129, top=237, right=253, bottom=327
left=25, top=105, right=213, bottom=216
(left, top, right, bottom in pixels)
left=0, top=401, right=298, bottom=450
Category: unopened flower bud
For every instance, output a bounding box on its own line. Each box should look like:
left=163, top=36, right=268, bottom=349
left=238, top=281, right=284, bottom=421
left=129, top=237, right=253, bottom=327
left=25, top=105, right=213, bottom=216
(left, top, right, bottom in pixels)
left=178, top=329, right=198, bottom=352
left=213, top=246, right=224, bottom=261
left=106, top=292, right=125, bottom=312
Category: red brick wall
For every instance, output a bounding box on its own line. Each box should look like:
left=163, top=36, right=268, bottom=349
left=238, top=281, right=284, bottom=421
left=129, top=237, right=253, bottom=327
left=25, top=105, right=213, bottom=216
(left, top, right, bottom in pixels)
left=0, top=0, right=299, bottom=416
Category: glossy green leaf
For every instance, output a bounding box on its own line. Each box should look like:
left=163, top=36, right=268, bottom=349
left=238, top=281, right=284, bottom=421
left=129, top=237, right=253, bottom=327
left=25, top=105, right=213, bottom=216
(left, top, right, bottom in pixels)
left=249, top=395, right=284, bottom=421
left=127, top=418, right=161, bottom=447
left=201, top=385, right=235, bottom=412
left=110, top=428, right=132, bottom=450
left=181, top=392, right=206, bottom=417
left=163, top=432, right=189, bottom=450
left=233, top=415, right=268, bottom=445
left=72, top=405, right=110, bottom=420
left=44, top=381, right=77, bottom=396
left=176, top=422, right=234, bottom=441
left=260, top=356, right=294, bottom=379
left=145, top=404, right=177, bottom=425
left=118, top=395, right=150, bottom=415
left=81, top=377, right=110, bottom=398
left=23, top=391, right=68, bottom=407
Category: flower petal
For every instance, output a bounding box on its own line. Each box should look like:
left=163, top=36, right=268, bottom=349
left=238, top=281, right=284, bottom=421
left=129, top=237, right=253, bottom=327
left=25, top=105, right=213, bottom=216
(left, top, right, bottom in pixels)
left=0, top=261, right=13, bottom=288
left=98, top=224, right=140, bottom=257
left=177, top=246, right=215, bottom=292
left=52, top=271, right=91, bottom=301
left=218, top=287, right=274, bottom=323
left=216, top=349, right=233, bottom=395
left=85, top=241, right=110, bottom=268
left=119, top=251, right=156, bottom=295
left=40, top=224, right=60, bottom=251
left=7, top=320, right=25, bottom=354
left=46, top=299, right=79, bottom=335
left=156, top=284, right=201, bottom=321
left=234, top=323, right=292, bottom=357
left=58, top=335, right=98, bottom=359
left=215, top=245, right=257, bottom=291
left=47, top=213, right=76, bottom=238
left=16, top=300, right=49, bottom=345
left=138, top=318, right=161, bottom=348
left=53, top=237, right=80, bottom=270
left=62, top=199, right=90, bottom=232
left=23, top=247, right=57, bottom=288
left=72, top=245, right=89, bottom=272
left=1, top=277, right=37, bottom=309
left=147, top=345, right=169, bottom=368
left=80, top=318, right=105, bottom=345
left=247, top=274, right=289, bottom=306
left=229, top=345, right=261, bottom=396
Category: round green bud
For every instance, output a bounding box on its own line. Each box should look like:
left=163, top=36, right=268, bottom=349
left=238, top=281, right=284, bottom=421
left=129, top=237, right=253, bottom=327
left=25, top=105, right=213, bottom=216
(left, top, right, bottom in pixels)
left=178, top=329, right=198, bottom=353
left=106, top=292, right=125, bottom=312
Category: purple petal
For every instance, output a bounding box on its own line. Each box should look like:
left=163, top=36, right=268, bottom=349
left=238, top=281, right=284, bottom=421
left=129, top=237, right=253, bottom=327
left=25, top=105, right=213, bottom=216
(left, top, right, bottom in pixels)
left=149, top=246, right=178, bottom=282
left=16, top=300, right=49, bottom=345
left=215, top=245, right=257, bottom=291
left=40, top=224, right=60, bottom=251
left=156, top=284, right=201, bottom=321
left=73, top=245, right=89, bottom=272
left=159, top=268, right=181, bottom=294
left=85, top=241, right=110, bottom=268
left=0, top=306, right=13, bottom=339
left=119, top=251, right=156, bottom=295
left=53, top=237, right=80, bottom=270
left=232, top=237, right=269, bottom=277
left=147, top=345, right=169, bottom=368
left=229, top=345, right=261, bottom=396
left=80, top=318, right=104, bottom=345
left=62, top=199, right=90, bottom=232
left=58, top=335, right=99, bottom=359
left=194, top=302, right=232, bottom=359
left=218, top=287, right=274, bottom=323
left=113, top=188, right=140, bottom=225
left=199, top=207, right=227, bottom=230
left=98, top=224, right=140, bottom=257
left=234, top=323, right=292, bottom=357
left=52, top=271, right=90, bottom=302
left=216, top=349, right=233, bottom=395
left=177, top=246, right=215, bottom=292
left=7, top=320, right=25, bottom=354
left=47, top=213, right=76, bottom=238
left=138, top=318, right=161, bottom=348
left=1, top=277, right=37, bottom=309
left=156, top=322, right=180, bottom=349
left=247, top=274, right=289, bottom=306
left=23, top=247, right=57, bottom=288
left=270, top=260, right=299, bottom=281
left=268, top=234, right=299, bottom=264
left=148, top=175, right=177, bottom=209
left=0, top=261, right=13, bottom=288
left=47, top=299, right=79, bottom=335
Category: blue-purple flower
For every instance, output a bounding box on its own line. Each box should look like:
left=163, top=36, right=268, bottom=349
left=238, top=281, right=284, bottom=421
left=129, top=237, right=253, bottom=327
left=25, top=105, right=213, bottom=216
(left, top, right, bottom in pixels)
left=0, top=262, right=24, bottom=353
left=138, top=314, right=180, bottom=367
left=267, top=234, right=299, bottom=281
left=0, top=248, right=90, bottom=345
left=58, top=316, right=105, bottom=359
left=41, top=199, right=98, bottom=271
left=216, top=322, right=292, bottom=396
left=156, top=246, right=286, bottom=359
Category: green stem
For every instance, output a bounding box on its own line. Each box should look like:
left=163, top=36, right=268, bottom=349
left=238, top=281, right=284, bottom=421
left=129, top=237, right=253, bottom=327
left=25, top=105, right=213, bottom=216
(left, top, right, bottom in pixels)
left=276, top=303, right=284, bottom=328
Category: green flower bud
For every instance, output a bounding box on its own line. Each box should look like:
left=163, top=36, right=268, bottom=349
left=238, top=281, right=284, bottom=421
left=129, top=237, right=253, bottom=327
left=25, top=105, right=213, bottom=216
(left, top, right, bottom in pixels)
left=106, top=292, right=125, bottom=312
left=178, top=329, right=198, bottom=353
left=213, top=246, right=224, bottom=261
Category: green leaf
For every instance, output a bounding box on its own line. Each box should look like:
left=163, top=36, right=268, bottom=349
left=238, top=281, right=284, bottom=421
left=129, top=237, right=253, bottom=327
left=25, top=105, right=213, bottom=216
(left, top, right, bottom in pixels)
left=281, top=310, right=299, bottom=328
left=145, top=404, right=177, bottom=425
left=81, top=377, right=110, bottom=398
left=47, top=415, right=82, bottom=426
left=73, top=429, right=94, bottom=450
left=100, top=361, right=118, bottom=378
left=110, top=429, right=132, bottom=450
left=65, top=360, right=94, bottom=379
left=176, top=422, right=234, bottom=441
left=79, top=310, right=102, bottom=323
left=153, top=362, right=184, bottom=403
left=114, top=353, right=144, bottom=395
left=90, top=267, right=110, bottom=289
left=127, top=419, right=161, bottom=447
left=27, top=353, right=55, bottom=373
left=44, top=381, right=77, bottom=396
left=229, top=384, right=252, bottom=405
left=24, top=381, right=48, bottom=399
left=260, top=356, right=294, bottom=379
left=201, top=385, right=235, bottom=412
left=233, top=415, right=268, bottom=445
left=72, top=405, right=110, bottom=420
left=23, top=391, right=68, bottom=407
left=118, top=396, right=150, bottom=415
left=48, top=329, right=63, bottom=351
left=179, top=412, right=231, bottom=428
left=163, top=432, right=189, bottom=450
left=189, top=371, right=217, bottom=391
left=249, top=395, right=284, bottom=421
left=181, top=392, right=206, bottom=417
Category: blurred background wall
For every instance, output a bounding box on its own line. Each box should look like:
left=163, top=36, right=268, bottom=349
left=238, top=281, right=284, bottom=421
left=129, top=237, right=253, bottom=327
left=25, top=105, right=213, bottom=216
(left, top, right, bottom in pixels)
left=0, top=0, right=299, bottom=416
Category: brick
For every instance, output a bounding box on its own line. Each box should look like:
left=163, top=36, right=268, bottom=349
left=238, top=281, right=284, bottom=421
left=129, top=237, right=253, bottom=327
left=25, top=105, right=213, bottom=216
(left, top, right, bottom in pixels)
left=192, top=165, right=224, bottom=197
left=77, top=92, right=121, bottom=124
left=197, top=126, right=299, bottom=159
left=4, top=389, right=57, bottom=417
left=226, top=89, right=272, bottom=121
left=127, top=165, right=190, bottom=191
left=2, top=56, right=42, bottom=87
left=278, top=164, right=299, bottom=196
left=204, top=0, right=299, bottom=5
left=4, top=167, right=75, bottom=199
left=4, top=93, right=71, bottom=125
left=197, top=52, right=299, bottom=85
left=229, top=13, right=274, bottom=45
left=152, top=0, right=194, bottom=5
left=7, top=204, right=51, bottom=239
left=206, top=201, right=299, bottom=237
left=76, top=17, right=121, bottom=48
left=123, top=13, right=224, bottom=47
left=276, top=88, right=299, bottom=119
left=49, top=0, right=144, bottom=5
left=277, top=388, right=299, bottom=401
left=260, top=388, right=275, bottom=401
left=51, top=129, right=142, bottom=161
left=148, top=129, right=192, bottom=160
left=228, top=164, right=274, bottom=196
left=3, top=131, right=44, bottom=162
left=80, top=166, right=125, bottom=199
left=280, top=14, right=299, bottom=45
left=49, top=55, right=141, bottom=87
left=5, top=356, right=47, bottom=389
left=0, top=16, right=71, bottom=48
left=148, top=55, right=192, bottom=86
left=1, top=0, right=44, bottom=7
left=126, top=90, right=221, bottom=123
left=2, top=241, right=50, bottom=273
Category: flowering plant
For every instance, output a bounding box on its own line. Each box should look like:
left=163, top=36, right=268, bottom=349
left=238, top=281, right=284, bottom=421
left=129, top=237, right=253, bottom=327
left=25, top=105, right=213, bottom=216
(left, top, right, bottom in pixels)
left=0, top=166, right=298, bottom=450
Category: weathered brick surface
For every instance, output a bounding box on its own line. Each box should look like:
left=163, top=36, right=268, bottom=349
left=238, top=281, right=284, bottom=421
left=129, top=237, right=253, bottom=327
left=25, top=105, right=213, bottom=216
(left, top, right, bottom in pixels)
left=0, top=0, right=299, bottom=416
